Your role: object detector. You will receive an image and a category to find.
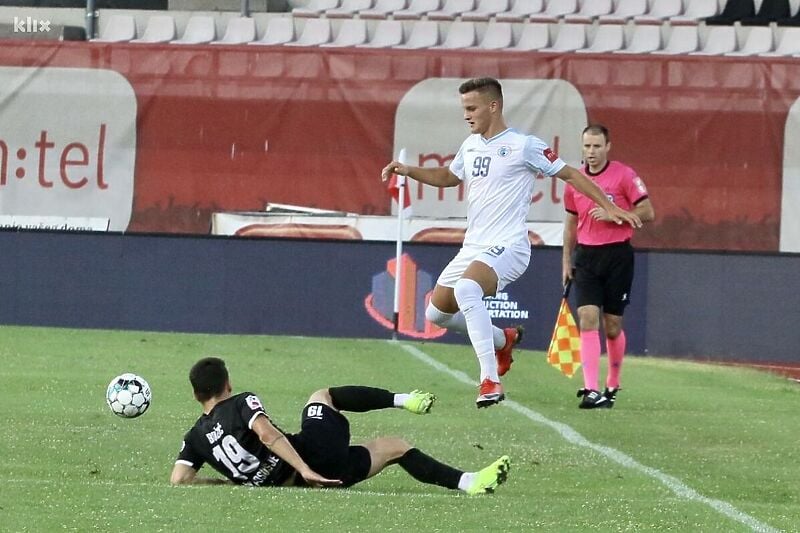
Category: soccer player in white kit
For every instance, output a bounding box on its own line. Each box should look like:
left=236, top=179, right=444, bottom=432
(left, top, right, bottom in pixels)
left=382, top=78, right=642, bottom=408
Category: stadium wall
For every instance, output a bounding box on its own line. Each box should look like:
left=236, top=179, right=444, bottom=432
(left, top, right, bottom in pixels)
left=0, top=229, right=796, bottom=364
left=0, top=42, right=798, bottom=252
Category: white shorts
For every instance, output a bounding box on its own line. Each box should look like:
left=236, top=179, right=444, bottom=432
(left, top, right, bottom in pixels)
left=437, top=239, right=531, bottom=294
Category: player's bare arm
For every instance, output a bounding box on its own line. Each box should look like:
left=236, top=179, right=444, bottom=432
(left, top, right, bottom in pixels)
left=589, top=197, right=655, bottom=224
left=169, top=462, right=232, bottom=486
left=562, top=212, right=578, bottom=285
left=381, top=161, right=461, bottom=188
left=251, top=415, right=342, bottom=488
left=555, top=166, right=642, bottom=228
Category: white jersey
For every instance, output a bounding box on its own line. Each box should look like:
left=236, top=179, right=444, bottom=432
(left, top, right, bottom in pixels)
left=449, top=128, right=566, bottom=247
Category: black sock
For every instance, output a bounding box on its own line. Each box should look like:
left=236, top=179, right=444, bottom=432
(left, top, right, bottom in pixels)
left=398, top=448, right=463, bottom=490
left=328, top=386, right=394, bottom=412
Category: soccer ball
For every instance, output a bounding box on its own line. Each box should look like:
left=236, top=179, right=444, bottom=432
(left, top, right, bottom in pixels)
left=106, top=373, right=152, bottom=418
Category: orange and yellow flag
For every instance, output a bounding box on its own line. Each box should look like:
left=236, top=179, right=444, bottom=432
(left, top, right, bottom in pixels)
left=546, top=298, right=581, bottom=378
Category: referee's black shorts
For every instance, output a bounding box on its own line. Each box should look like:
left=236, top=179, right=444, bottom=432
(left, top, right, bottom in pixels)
left=288, top=403, right=371, bottom=487
left=573, top=240, right=634, bottom=316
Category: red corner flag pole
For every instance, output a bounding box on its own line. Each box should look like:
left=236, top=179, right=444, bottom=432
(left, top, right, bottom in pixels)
left=391, top=148, right=409, bottom=340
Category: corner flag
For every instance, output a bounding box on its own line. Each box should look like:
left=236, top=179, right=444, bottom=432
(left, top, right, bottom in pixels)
left=387, top=149, right=413, bottom=218
left=546, top=280, right=581, bottom=378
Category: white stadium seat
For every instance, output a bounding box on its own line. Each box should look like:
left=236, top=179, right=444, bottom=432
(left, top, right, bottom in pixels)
left=598, top=0, right=648, bottom=24
left=760, top=27, right=800, bottom=57
left=461, top=0, right=511, bottom=22
left=93, top=14, right=136, bottom=42
left=320, top=19, right=368, bottom=47
left=472, top=21, right=514, bottom=49
left=506, top=21, right=549, bottom=50
left=326, top=0, right=374, bottom=18
left=170, top=15, right=215, bottom=44
left=131, top=15, right=176, bottom=43
left=430, top=20, right=477, bottom=48
left=564, top=0, right=613, bottom=24
left=212, top=17, right=256, bottom=44
left=284, top=18, right=332, bottom=46
left=689, top=26, right=737, bottom=55
left=495, top=0, right=545, bottom=22
left=613, top=23, right=661, bottom=54
left=539, top=22, right=585, bottom=51
left=530, top=0, right=578, bottom=23
left=292, top=0, right=340, bottom=17
left=392, top=20, right=440, bottom=48
left=634, top=0, right=683, bottom=25
left=670, top=0, right=719, bottom=25
left=248, top=17, right=295, bottom=46
left=359, top=0, right=407, bottom=18
left=651, top=25, right=699, bottom=54
left=725, top=26, right=774, bottom=56
left=575, top=23, right=624, bottom=53
left=356, top=19, right=404, bottom=47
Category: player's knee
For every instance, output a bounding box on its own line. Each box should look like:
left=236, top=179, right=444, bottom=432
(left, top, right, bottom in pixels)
left=606, top=325, right=623, bottom=339
left=453, top=278, right=483, bottom=309
left=385, top=437, right=412, bottom=459
left=307, top=388, right=334, bottom=407
left=425, top=304, right=451, bottom=327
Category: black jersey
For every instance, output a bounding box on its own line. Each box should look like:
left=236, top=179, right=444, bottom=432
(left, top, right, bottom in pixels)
left=175, top=392, right=294, bottom=486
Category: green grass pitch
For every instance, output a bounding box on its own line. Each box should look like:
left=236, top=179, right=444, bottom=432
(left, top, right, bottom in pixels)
left=1, top=326, right=797, bottom=531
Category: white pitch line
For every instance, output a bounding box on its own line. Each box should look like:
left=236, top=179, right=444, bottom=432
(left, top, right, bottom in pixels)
left=394, top=341, right=779, bottom=533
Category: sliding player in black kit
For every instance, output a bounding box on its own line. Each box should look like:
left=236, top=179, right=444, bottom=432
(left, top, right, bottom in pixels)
left=171, top=357, right=510, bottom=495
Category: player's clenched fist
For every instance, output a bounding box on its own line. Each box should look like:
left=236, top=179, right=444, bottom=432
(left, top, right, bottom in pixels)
left=381, top=161, right=409, bottom=182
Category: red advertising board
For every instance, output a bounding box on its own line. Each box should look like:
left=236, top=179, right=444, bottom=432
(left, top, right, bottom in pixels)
left=0, top=40, right=796, bottom=251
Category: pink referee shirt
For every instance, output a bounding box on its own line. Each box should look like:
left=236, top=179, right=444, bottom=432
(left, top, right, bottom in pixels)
left=563, top=161, right=649, bottom=246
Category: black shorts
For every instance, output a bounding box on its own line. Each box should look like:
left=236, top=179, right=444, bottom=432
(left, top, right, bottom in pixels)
left=573, top=240, right=634, bottom=316
left=287, top=403, right=371, bottom=488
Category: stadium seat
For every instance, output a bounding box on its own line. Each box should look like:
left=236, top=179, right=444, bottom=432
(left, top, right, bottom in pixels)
left=506, top=21, right=549, bottom=50
left=427, top=0, right=475, bottom=20
left=92, top=14, right=136, bottom=42
left=575, top=23, right=624, bottom=53
left=392, top=20, right=439, bottom=47
left=248, top=16, right=295, bottom=45
left=740, top=0, right=791, bottom=25
left=171, top=15, right=215, bottom=44
left=613, top=23, right=661, bottom=54
left=131, top=14, right=176, bottom=43
left=539, top=22, right=585, bottom=51
left=320, top=19, right=368, bottom=46
left=634, top=0, right=683, bottom=25
left=356, top=19, right=404, bottom=47
left=759, top=26, right=800, bottom=55
left=293, top=0, right=340, bottom=17
left=705, top=0, right=755, bottom=25
left=724, top=26, right=773, bottom=55
left=284, top=18, right=332, bottom=46
left=651, top=25, right=699, bottom=54
left=530, top=0, right=578, bottom=23
left=563, top=0, right=613, bottom=24
left=430, top=21, right=476, bottom=48
left=326, top=0, right=374, bottom=18
left=393, top=0, right=441, bottom=19
left=598, top=0, right=648, bottom=24
left=495, top=0, right=545, bottom=21
left=461, top=0, right=510, bottom=21
left=777, top=2, right=800, bottom=25
left=359, top=0, right=407, bottom=18
left=212, top=17, right=256, bottom=44
left=472, top=21, right=513, bottom=48
left=670, top=0, right=720, bottom=25
left=689, top=25, right=737, bottom=54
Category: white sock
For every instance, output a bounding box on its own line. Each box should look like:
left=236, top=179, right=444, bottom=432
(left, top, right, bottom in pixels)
left=458, top=472, right=476, bottom=491
left=454, top=279, right=499, bottom=383
left=393, top=393, right=410, bottom=408
left=426, top=304, right=505, bottom=348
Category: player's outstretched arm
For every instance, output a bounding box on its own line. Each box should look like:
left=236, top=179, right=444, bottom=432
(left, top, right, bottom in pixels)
left=556, top=166, right=642, bottom=228
left=381, top=161, right=461, bottom=188
left=252, top=415, right=342, bottom=488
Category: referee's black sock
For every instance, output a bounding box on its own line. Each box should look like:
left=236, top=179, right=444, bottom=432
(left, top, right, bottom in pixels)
left=398, top=448, right=463, bottom=490
left=328, top=386, right=394, bottom=412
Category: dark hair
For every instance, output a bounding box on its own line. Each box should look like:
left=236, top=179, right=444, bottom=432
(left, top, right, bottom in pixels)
left=190, top=357, right=229, bottom=402
left=582, top=124, right=610, bottom=142
left=458, top=77, right=503, bottom=102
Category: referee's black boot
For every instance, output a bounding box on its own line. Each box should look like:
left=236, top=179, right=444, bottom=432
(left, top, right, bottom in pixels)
left=601, top=387, right=620, bottom=408
left=577, top=388, right=609, bottom=409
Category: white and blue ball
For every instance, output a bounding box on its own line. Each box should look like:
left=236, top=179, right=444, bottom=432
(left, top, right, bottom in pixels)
left=106, top=373, right=152, bottom=418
